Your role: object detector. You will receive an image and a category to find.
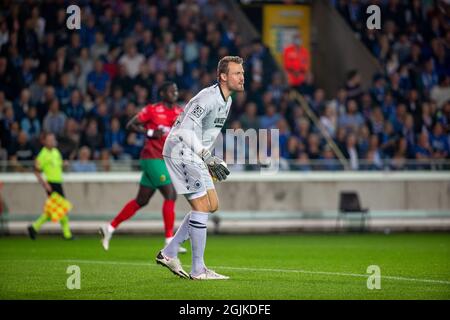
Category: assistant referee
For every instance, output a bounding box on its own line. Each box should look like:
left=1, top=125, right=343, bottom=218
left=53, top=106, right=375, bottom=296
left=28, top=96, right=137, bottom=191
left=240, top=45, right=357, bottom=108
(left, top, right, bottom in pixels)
left=28, top=132, right=73, bottom=240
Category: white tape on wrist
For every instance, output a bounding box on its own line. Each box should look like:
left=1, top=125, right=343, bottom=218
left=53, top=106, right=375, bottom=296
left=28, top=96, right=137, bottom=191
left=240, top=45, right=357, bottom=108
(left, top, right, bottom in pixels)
left=200, top=149, right=211, bottom=161
left=147, top=129, right=154, bottom=137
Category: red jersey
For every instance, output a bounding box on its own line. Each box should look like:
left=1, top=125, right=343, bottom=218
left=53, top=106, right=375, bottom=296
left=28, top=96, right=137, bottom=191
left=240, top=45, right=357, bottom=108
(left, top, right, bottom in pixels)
left=137, top=102, right=183, bottom=159
left=283, top=45, right=310, bottom=86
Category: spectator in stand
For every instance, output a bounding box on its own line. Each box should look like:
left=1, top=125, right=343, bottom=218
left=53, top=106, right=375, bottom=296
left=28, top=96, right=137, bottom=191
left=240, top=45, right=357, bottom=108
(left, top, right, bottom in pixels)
left=119, top=43, right=145, bottom=79
left=364, top=135, right=383, bottom=170
left=65, top=90, right=85, bottom=124
left=283, top=33, right=310, bottom=89
left=13, top=89, right=33, bottom=123
left=298, top=72, right=316, bottom=99
left=267, top=72, right=287, bottom=105
left=8, top=130, right=34, bottom=163
left=123, top=132, right=143, bottom=160
left=338, top=99, right=365, bottom=133
left=320, top=103, right=338, bottom=138
left=56, top=73, right=73, bottom=108
left=345, top=70, right=363, bottom=101
left=71, top=146, right=97, bottom=172
left=414, top=131, right=433, bottom=169
left=29, top=73, right=47, bottom=106
left=357, top=125, right=371, bottom=158
left=239, top=102, right=260, bottom=131
left=310, top=88, right=326, bottom=116
left=429, top=122, right=449, bottom=160
left=370, top=74, right=387, bottom=105
left=320, top=145, right=340, bottom=171
left=87, top=59, right=110, bottom=98
left=80, top=119, right=104, bottom=158
left=431, top=75, right=450, bottom=108
left=392, top=137, right=410, bottom=168
left=369, top=106, right=385, bottom=137
left=277, top=118, right=291, bottom=160
left=77, top=48, right=94, bottom=83
left=104, top=117, right=125, bottom=160
left=306, top=133, right=321, bottom=163
left=108, top=87, right=128, bottom=116
left=99, top=149, right=112, bottom=172
left=90, top=32, right=109, bottom=61
left=21, top=106, right=41, bottom=140
left=342, top=133, right=360, bottom=171
left=420, top=58, right=439, bottom=97
left=293, top=152, right=311, bottom=171
left=380, top=121, right=399, bottom=159
left=259, top=103, right=281, bottom=130
left=285, top=136, right=302, bottom=161
left=58, top=118, right=80, bottom=160
left=43, top=99, right=66, bottom=136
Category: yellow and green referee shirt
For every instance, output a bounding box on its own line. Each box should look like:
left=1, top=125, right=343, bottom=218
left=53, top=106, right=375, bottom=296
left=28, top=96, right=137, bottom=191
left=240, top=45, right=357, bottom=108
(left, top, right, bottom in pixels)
left=36, top=147, right=63, bottom=183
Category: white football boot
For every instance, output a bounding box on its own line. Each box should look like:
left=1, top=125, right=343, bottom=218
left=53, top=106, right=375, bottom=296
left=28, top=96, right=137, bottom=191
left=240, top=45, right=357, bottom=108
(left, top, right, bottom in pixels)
left=99, top=225, right=113, bottom=251
left=190, top=269, right=230, bottom=280
left=156, top=251, right=189, bottom=278
left=165, top=237, right=187, bottom=254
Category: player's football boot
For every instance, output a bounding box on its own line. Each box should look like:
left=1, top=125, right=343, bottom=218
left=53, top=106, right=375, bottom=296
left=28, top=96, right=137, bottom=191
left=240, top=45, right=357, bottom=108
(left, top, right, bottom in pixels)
left=27, top=225, right=37, bottom=240
left=99, top=225, right=112, bottom=251
left=165, top=237, right=187, bottom=254
left=155, top=251, right=189, bottom=279
left=190, top=269, right=230, bottom=280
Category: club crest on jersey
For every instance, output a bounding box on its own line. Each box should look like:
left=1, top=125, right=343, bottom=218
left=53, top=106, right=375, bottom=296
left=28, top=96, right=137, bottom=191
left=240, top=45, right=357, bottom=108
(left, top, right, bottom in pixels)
left=191, top=105, right=205, bottom=118
left=193, top=180, right=202, bottom=189
left=214, top=118, right=226, bottom=127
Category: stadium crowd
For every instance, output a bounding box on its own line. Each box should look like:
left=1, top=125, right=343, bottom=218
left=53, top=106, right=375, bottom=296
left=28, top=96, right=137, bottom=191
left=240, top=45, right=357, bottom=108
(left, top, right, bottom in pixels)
left=0, top=0, right=449, bottom=172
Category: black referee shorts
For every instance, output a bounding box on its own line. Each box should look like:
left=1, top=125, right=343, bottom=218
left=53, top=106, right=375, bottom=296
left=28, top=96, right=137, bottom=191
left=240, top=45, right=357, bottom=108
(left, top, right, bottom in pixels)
left=46, top=183, right=65, bottom=197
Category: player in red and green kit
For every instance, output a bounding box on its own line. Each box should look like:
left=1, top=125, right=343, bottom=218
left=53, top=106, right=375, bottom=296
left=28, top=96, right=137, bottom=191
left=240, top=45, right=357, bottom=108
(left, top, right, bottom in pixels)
left=99, top=82, right=186, bottom=252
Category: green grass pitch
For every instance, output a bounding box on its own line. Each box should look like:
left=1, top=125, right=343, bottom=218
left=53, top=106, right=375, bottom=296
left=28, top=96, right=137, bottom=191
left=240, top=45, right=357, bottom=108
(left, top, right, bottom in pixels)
left=0, top=233, right=449, bottom=299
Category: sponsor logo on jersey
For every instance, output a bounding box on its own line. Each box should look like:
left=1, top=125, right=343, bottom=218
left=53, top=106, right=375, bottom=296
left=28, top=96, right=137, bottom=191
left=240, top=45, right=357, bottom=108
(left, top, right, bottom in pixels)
left=214, top=118, right=226, bottom=127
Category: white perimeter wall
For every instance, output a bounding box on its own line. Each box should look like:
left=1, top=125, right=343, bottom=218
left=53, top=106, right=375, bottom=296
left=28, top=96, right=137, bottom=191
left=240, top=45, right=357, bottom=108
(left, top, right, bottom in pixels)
left=1, top=172, right=449, bottom=217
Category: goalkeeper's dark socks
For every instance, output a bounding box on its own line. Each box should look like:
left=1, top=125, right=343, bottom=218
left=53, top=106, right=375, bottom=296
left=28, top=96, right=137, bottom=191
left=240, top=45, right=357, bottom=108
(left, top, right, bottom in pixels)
left=110, top=199, right=141, bottom=228
left=189, top=211, right=209, bottom=276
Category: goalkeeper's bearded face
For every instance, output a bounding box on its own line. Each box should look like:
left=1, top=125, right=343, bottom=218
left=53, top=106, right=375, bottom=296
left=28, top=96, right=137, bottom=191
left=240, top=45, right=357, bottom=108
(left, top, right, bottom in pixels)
left=224, top=62, right=245, bottom=92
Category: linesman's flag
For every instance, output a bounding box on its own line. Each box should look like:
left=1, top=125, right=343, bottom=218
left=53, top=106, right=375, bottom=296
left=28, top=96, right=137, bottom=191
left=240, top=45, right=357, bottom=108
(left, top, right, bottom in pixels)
left=43, top=192, right=73, bottom=222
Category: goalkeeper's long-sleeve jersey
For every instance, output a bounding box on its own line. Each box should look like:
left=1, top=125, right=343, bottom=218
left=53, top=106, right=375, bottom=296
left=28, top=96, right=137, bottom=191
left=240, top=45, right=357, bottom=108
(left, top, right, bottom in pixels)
left=163, top=83, right=232, bottom=162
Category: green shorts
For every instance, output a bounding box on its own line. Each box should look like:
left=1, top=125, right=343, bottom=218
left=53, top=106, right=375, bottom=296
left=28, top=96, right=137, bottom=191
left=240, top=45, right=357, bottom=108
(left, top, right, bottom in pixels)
left=139, top=159, right=172, bottom=189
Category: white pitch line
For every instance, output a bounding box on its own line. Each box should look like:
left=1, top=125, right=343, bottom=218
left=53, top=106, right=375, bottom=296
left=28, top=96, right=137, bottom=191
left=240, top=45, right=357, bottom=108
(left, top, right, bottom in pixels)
left=59, top=259, right=450, bottom=286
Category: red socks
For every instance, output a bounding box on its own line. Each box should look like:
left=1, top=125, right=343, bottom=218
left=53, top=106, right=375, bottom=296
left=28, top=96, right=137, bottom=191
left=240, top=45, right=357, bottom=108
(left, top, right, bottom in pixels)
left=162, top=199, right=175, bottom=238
left=110, top=198, right=175, bottom=237
left=110, top=199, right=141, bottom=228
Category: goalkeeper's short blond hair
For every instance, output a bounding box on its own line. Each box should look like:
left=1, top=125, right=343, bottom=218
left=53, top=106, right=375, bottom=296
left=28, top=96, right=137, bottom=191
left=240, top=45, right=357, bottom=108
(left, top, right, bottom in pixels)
left=217, top=56, right=243, bottom=82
